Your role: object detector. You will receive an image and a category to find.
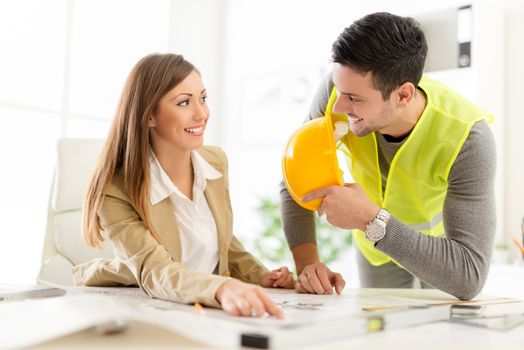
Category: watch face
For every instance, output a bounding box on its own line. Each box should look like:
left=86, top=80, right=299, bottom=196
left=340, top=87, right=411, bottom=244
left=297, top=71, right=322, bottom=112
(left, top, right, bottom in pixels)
left=366, top=222, right=386, bottom=242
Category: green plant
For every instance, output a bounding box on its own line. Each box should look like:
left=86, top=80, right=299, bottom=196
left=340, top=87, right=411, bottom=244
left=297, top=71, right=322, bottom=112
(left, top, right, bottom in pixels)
left=495, top=241, right=510, bottom=250
left=252, top=197, right=352, bottom=269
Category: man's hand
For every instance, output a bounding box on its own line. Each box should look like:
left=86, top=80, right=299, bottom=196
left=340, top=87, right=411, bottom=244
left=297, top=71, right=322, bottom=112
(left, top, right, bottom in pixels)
left=260, top=266, right=295, bottom=289
left=295, top=262, right=345, bottom=295
left=302, top=183, right=380, bottom=231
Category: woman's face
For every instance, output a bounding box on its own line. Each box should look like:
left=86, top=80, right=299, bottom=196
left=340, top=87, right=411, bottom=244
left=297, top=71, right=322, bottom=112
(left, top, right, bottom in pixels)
left=149, top=70, right=210, bottom=152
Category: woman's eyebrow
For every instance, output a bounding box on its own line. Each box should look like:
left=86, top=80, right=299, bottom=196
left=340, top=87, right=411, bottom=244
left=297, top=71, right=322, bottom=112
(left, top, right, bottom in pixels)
left=173, top=93, right=193, bottom=98
left=173, top=89, right=206, bottom=98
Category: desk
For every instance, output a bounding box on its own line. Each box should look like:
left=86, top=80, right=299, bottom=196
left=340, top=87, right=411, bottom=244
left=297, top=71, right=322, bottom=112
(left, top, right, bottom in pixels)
left=27, top=304, right=524, bottom=350
left=12, top=289, right=523, bottom=350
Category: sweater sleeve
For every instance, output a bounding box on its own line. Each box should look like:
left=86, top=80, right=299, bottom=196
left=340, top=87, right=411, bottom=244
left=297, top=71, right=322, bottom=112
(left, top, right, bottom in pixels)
left=375, top=121, right=497, bottom=300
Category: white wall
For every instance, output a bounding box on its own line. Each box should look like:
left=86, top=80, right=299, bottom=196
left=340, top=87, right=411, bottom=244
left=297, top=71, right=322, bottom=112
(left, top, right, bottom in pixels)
left=0, top=0, right=69, bottom=283
left=0, top=0, right=522, bottom=284
left=169, top=0, right=227, bottom=146
left=0, top=0, right=173, bottom=283
left=221, top=0, right=347, bottom=246
left=505, top=3, right=524, bottom=257
left=0, top=0, right=231, bottom=283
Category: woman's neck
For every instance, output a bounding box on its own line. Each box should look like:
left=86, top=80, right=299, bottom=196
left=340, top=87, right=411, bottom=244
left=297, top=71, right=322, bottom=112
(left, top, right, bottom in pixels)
left=152, top=142, right=194, bottom=200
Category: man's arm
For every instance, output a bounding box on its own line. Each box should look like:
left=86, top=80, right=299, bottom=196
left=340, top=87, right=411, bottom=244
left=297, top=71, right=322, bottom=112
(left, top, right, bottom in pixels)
left=279, top=73, right=333, bottom=273
left=279, top=73, right=346, bottom=294
left=375, top=120, right=497, bottom=300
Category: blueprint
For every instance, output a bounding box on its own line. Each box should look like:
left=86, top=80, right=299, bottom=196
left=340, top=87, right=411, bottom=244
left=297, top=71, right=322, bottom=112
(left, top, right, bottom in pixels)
left=2, top=283, right=517, bottom=349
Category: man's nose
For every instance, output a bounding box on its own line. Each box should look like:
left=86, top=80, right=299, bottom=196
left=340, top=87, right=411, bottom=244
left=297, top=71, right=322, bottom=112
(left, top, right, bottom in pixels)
left=332, top=95, right=352, bottom=115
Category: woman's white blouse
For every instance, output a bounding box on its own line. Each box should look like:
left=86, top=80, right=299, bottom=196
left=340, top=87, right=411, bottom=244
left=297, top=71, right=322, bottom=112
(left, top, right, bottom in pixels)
left=149, top=151, right=222, bottom=274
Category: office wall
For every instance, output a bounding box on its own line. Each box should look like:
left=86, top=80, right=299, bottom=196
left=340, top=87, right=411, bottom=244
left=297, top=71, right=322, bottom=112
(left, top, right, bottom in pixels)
left=0, top=0, right=522, bottom=283
left=0, top=0, right=172, bottom=282
left=505, top=5, right=524, bottom=253
left=0, top=0, right=228, bottom=283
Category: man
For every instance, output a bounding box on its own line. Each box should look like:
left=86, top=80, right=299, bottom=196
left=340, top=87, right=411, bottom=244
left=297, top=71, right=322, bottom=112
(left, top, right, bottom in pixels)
left=280, top=12, right=496, bottom=301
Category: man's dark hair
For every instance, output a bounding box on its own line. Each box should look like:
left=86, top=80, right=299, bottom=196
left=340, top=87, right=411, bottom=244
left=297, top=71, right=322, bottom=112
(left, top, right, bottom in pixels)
left=332, top=12, right=428, bottom=100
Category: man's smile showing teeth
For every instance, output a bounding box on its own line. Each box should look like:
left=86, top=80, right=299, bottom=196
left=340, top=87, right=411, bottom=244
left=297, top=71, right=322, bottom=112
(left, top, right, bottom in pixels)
left=349, top=116, right=363, bottom=123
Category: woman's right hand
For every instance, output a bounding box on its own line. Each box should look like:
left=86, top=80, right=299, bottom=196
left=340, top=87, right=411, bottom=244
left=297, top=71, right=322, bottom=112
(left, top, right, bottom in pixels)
left=215, top=279, right=284, bottom=319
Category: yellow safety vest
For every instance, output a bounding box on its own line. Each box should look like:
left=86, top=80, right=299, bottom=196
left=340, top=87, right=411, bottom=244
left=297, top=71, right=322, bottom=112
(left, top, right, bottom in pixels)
left=326, top=75, right=493, bottom=266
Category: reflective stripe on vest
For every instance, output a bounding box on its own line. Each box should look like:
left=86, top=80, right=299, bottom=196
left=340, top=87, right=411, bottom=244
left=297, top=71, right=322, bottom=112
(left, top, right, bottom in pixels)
left=325, top=75, right=493, bottom=266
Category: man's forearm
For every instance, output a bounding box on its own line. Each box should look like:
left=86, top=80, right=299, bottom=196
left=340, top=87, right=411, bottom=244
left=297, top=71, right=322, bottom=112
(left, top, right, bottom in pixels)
left=291, top=243, right=320, bottom=275
left=279, top=181, right=317, bottom=271
left=375, top=213, right=494, bottom=300
left=279, top=182, right=316, bottom=245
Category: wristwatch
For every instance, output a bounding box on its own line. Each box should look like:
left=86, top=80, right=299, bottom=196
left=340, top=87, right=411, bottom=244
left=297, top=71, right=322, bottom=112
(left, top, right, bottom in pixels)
left=365, top=208, right=391, bottom=243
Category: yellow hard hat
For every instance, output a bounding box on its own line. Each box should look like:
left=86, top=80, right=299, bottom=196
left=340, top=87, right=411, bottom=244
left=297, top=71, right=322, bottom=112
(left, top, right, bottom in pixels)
left=282, top=112, right=344, bottom=211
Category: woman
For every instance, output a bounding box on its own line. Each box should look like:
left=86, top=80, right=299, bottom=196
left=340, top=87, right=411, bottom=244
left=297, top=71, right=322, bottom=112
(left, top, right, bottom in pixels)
left=73, top=53, right=294, bottom=318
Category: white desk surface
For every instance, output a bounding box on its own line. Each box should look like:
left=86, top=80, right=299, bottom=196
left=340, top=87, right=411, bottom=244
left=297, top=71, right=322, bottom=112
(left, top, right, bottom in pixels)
left=18, top=289, right=524, bottom=350
left=27, top=308, right=524, bottom=350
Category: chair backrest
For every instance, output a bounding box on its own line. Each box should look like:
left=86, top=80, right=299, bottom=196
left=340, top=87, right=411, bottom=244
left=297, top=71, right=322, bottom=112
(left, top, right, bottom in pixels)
left=38, top=138, right=114, bottom=285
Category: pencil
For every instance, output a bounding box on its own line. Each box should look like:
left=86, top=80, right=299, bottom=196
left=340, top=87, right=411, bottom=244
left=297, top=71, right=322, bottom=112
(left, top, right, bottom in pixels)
left=194, top=302, right=206, bottom=315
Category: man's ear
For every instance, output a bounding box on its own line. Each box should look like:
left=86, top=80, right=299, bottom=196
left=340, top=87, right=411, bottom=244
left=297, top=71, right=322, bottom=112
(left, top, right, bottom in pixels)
left=393, top=82, right=416, bottom=107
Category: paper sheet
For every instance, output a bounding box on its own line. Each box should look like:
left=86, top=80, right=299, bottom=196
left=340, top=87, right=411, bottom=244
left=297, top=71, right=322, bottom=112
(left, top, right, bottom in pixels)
left=0, top=294, right=128, bottom=349
left=95, top=287, right=509, bottom=326
left=3, top=284, right=518, bottom=348
left=50, top=284, right=518, bottom=327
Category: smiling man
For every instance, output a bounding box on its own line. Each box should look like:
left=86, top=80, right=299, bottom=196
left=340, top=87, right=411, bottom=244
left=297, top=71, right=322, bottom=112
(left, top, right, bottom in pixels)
left=279, top=12, right=496, bottom=300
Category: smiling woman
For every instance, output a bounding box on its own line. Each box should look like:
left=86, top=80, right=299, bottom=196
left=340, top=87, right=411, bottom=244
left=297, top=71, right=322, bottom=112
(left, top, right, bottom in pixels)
left=73, top=53, right=295, bottom=318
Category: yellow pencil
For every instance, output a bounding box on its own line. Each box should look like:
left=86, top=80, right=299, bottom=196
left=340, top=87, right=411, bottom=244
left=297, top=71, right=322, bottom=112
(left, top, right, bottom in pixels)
left=194, top=302, right=206, bottom=315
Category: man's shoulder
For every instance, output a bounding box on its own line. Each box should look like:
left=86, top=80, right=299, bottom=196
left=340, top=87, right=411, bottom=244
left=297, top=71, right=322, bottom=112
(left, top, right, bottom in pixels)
left=449, top=120, right=496, bottom=181
left=462, top=120, right=496, bottom=156
left=307, top=72, right=335, bottom=121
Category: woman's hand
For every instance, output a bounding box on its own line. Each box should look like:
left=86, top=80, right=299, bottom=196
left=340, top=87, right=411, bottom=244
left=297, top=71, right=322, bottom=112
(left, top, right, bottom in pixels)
left=260, top=266, right=295, bottom=289
left=215, top=279, right=284, bottom=318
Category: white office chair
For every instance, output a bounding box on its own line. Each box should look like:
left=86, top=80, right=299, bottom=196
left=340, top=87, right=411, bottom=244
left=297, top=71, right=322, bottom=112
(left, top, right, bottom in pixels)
left=38, top=138, right=114, bottom=285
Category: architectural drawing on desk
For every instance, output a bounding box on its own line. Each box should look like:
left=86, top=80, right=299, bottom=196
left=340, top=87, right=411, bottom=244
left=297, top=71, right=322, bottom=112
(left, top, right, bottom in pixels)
left=263, top=288, right=481, bottom=316
left=277, top=300, right=324, bottom=311
left=40, top=283, right=515, bottom=333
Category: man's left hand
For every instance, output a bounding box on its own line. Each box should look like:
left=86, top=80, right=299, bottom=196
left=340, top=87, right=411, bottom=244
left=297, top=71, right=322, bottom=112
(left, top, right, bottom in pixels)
left=302, top=183, right=380, bottom=231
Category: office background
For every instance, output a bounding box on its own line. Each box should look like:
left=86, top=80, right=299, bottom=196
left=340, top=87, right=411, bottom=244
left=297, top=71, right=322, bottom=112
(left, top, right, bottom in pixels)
left=0, top=0, right=523, bottom=292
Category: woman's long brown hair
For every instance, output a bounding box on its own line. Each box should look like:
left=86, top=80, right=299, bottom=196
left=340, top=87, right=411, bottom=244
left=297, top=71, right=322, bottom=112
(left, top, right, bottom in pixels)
left=83, top=53, right=196, bottom=247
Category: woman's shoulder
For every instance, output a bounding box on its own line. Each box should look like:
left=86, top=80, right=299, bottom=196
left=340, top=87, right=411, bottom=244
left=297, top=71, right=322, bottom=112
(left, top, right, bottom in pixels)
left=103, top=170, right=128, bottom=200
left=196, top=145, right=228, bottom=173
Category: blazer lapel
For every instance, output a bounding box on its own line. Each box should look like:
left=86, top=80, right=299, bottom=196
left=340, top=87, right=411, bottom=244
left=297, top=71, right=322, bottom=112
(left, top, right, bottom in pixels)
left=204, top=178, right=228, bottom=273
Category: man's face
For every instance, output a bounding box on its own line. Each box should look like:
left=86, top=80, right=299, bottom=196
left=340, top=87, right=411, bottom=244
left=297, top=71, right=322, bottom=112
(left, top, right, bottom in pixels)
left=331, top=63, right=395, bottom=137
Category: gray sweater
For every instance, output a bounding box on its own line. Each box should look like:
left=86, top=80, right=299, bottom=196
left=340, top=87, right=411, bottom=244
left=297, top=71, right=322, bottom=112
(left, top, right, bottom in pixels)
left=280, top=74, right=497, bottom=300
